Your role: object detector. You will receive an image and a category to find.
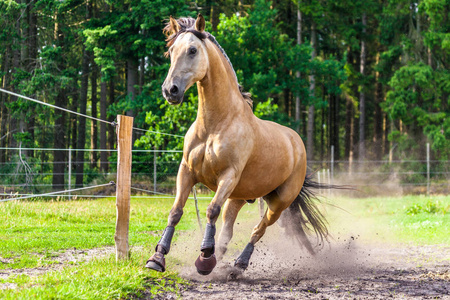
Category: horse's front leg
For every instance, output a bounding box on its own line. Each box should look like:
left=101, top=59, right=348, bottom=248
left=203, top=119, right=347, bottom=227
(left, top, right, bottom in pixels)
left=195, top=170, right=239, bottom=275
left=145, top=162, right=195, bottom=272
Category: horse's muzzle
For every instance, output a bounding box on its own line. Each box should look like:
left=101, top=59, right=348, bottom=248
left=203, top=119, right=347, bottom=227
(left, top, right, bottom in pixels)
left=162, top=84, right=184, bottom=105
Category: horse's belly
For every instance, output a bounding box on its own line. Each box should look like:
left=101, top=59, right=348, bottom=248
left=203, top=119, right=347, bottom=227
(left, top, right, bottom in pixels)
left=230, top=175, right=285, bottom=199
left=198, top=173, right=281, bottom=200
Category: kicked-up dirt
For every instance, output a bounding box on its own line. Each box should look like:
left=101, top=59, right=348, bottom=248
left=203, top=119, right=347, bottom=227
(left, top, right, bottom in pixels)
left=155, top=235, right=450, bottom=300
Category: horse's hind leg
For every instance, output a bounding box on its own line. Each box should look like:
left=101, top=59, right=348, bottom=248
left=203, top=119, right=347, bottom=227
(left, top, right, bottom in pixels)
left=216, top=199, right=246, bottom=260
left=233, top=178, right=302, bottom=273
left=233, top=197, right=287, bottom=270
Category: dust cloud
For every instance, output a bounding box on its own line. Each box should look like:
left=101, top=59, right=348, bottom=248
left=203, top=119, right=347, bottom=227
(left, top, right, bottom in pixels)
left=168, top=215, right=375, bottom=282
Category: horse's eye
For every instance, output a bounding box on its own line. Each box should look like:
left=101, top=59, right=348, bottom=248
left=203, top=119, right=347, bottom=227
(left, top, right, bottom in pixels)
left=189, top=47, right=197, bottom=55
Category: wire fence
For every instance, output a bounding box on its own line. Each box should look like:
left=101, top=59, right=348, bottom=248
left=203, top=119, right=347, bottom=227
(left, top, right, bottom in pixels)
left=0, top=87, right=191, bottom=202
left=0, top=88, right=448, bottom=201
left=1, top=146, right=448, bottom=200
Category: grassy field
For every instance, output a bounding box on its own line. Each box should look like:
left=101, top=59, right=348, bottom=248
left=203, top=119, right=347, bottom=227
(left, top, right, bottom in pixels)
left=327, top=194, right=450, bottom=245
left=0, top=194, right=449, bottom=299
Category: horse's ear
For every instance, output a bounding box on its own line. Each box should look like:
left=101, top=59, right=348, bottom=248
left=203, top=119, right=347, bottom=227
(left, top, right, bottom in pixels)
left=168, top=16, right=181, bottom=35
left=195, top=13, right=205, bottom=32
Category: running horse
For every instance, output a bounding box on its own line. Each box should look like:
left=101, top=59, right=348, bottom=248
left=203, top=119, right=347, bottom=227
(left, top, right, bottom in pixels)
left=146, top=14, right=328, bottom=276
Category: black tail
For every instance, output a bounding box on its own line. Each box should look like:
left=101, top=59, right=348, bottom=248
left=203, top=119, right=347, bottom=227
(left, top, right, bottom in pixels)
left=281, top=174, right=342, bottom=255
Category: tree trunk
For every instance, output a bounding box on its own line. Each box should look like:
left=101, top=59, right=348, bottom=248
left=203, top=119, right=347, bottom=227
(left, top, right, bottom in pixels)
left=0, top=47, right=10, bottom=163
left=27, top=0, right=37, bottom=158
left=320, top=93, right=326, bottom=163
left=126, top=58, right=138, bottom=117
left=28, top=0, right=38, bottom=71
left=306, top=20, right=317, bottom=163
left=69, top=93, right=78, bottom=153
left=139, top=56, right=145, bottom=94
left=10, top=7, right=21, bottom=149
left=374, top=51, right=383, bottom=160
left=75, top=46, right=89, bottom=187
left=100, top=81, right=108, bottom=172
left=52, top=92, right=67, bottom=190
left=108, top=79, right=115, bottom=151
left=358, top=12, right=367, bottom=161
left=384, top=114, right=390, bottom=157
left=210, top=1, right=218, bottom=31
left=283, top=87, right=291, bottom=116
left=295, top=1, right=302, bottom=133
left=0, top=97, right=7, bottom=163
left=90, top=62, right=98, bottom=168
left=75, top=2, right=92, bottom=187
left=344, top=95, right=353, bottom=161
left=332, top=94, right=340, bottom=161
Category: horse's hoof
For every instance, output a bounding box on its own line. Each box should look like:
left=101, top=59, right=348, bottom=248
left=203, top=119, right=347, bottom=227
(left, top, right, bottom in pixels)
left=227, top=266, right=244, bottom=281
left=195, top=253, right=216, bottom=275
left=234, top=258, right=250, bottom=270
left=197, top=269, right=213, bottom=275
left=145, top=253, right=165, bottom=272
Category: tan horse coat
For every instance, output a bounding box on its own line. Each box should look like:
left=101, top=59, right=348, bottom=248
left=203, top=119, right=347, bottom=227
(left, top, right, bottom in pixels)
left=146, top=15, right=325, bottom=275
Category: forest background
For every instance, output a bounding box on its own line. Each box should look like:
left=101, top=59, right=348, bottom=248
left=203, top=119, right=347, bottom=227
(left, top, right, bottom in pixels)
left=0, top=0, right=448, bottom=192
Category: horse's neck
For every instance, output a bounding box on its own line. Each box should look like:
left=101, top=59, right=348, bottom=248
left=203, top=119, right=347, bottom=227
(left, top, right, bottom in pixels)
left=196, top=43, right=244, bottom=132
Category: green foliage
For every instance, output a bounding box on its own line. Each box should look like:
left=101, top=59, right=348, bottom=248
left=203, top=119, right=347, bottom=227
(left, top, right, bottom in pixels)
left=254, top=99, right=279, bottom=119
left=405, top=200, right=449, bottom=215
left=135, top=93, right=198, bottom=174
left=0, top=0, right=449, bottom=193
left=384, top=62, right=450, bottom=157
left=214, top=0, right=319, bottom=107
left=205, top=0, right=345, bottom=129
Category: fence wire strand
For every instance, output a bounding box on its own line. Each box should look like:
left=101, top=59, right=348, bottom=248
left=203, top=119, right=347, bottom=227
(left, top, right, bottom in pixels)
left=0, top=181, right=115, bottom=202
left=0, top=88, right=184, bottom=139
left=0, top=88, right=114, bottom=126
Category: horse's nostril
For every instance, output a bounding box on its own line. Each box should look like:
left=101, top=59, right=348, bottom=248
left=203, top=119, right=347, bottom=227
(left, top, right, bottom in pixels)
left=170, top=85, right=179, bottom=95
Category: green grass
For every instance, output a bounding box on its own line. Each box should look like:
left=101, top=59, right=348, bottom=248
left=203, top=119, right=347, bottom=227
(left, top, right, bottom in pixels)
left=0, top=196, right=211, bottom=299
left=0, top=194, right=449, bottom=299
left=0, top=197, right=209, bottom=270
left=0, top=252, right=187, bottom=300
left=327, top=195, right=450, bottom=244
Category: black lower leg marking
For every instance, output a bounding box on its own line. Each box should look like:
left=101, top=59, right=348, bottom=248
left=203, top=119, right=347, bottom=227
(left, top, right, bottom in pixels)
left=157, top=226, right=175, bottom=254
left=145, top=226, right=175, bottom=272
left=201, top=223, right=216, bottom=256
left=235, top=243, right=254, bottom=270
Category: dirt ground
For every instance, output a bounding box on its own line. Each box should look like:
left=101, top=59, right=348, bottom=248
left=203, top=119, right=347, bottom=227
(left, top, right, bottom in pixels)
left=1, top=229, right=448, bottom=299
left=1, top=240, right=449, bottom=299
left=154, top=236, right=450, bottom=300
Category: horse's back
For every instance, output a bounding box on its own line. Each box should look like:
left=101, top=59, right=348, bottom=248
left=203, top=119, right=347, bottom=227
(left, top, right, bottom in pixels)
left=182, top=114, right=306, bottom=199
left=228, top=117, right=306, bottom=199
left=255, top=118, right=306, bottom=162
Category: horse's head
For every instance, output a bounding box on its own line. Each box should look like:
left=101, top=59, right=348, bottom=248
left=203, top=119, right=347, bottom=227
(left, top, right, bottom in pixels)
left=162, top=14, right=208, bottom=105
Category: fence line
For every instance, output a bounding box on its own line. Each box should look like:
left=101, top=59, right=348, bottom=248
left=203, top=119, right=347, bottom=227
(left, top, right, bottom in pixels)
left=132, top=127, right=184, bottom=138
left=0, top=88, right=183, bottom=139
left=0, top=88, right=114, bottom=126
left=1, top=145, right=449, bottom=199
left=0, top=193, right=213, bottom=200
left=0, top=147, right=182, bottom=152
left=0, top=181, right=115, bottom=202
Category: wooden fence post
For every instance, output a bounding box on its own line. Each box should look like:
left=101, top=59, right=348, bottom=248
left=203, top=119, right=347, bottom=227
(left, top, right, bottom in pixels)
left=115, top=115, right=133, bottom=260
